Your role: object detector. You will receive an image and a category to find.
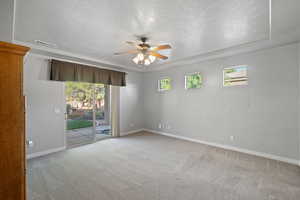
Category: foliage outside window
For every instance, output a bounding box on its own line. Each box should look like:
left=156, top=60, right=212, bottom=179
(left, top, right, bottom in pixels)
left=65, top=82, right=105, bottom=111
left=65, top=82, right=106, bottom=130
left=158, top=78, right=171, bottom=91
left=223, top=66, right=248, bottom=86
left=185, top=73, right=202, bottom=89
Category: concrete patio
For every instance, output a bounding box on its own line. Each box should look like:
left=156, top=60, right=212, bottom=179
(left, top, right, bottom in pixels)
left=66, top=125, right=111, bottom=148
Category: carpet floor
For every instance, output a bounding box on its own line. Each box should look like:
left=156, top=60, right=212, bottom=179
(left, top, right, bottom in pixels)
left=27, top=131, right=300, bottom=200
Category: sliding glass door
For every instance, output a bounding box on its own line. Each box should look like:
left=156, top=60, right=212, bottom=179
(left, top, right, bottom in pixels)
left=65, top=82, right=111, bottom=148
left=94, top=84, right=111, bottom=140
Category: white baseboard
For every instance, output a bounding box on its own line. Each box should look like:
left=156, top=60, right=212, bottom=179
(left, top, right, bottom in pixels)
left=27, top=146, right=66, bottom=160
left=121, top=129, right=144, bottom=136
left=26, top=129, right=143, bottom=159
left=144, top=129, right=300, bottom=166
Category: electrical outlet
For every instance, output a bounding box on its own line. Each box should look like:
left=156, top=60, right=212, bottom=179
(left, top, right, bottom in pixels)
left=230, top=136, right=234, bottom=141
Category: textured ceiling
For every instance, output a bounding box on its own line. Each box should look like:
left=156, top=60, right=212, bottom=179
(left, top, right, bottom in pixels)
left=14, top=0, right=299, bottom=70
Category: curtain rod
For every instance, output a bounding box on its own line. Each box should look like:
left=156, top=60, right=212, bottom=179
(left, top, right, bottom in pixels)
left=28, top=53, right=129, bottom=74
left=49, top=59, right=129, bottom=74
left=49, top=58, right=128, bottom=74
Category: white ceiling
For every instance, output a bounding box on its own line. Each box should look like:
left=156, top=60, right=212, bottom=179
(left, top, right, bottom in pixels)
left=14, top=0, right=300, bottom=71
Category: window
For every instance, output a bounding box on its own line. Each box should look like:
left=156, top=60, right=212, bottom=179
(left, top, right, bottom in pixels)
left=185, top=73, right=202, bottom=89
left=158, top=78, right=171, bottom=91
left=223, top=65, right=248, bottom=86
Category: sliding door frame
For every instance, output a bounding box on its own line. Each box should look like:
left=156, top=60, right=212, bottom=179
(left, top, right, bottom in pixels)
left=64, top=83, right=112, bottom=148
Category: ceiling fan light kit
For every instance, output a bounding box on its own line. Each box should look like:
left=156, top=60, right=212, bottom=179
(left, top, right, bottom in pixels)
left=132, top=53, right=156, bottom=66
left=115, top=37, right=171, bottom=66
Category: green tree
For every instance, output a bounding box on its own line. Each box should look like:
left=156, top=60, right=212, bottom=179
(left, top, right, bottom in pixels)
left=160, top=78, right=171, bottom=90
left=65, top=82, right=105, bottom=109
left=186, top=73, right=202, bottom=89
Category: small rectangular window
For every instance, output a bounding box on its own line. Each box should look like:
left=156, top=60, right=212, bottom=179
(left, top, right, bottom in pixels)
left=185, top=73, right=202, bottom=89
left=223, top=65, right=248, bottom=86
left=158, top=78, right=171, bottom=91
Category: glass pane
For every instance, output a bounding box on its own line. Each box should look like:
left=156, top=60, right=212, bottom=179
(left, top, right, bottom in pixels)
left=65, top=82, right=95, bottom=148
left=186, top=73, right=202, bottom=89
left=94, top=84, right=111, bottom=140
left=223, top=66, right=248, bottom=86
left=159, top=78, right=171, bottom=91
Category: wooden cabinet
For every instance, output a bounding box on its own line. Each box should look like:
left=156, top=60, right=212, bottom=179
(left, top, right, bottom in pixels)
left=0, top=42, right=30, bottom=200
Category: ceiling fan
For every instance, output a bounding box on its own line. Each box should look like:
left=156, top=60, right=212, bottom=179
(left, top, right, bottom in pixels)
left=114, top=37, right=171, bottom=66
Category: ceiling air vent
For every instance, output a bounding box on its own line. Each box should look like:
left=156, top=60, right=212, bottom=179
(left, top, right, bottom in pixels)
left=34, top=40, right=57, bottom=48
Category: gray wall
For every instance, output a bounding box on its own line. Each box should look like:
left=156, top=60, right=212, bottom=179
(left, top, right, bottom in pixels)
left=0, top=0, right=14, bottom=42
left=143, top=43, right=300, bottom=160
left=24, top=55, right=66, bottom=155
left=24, top=44, right=300, bottom=160
left=120, top=71, right=144, bottom=135
left=24, top=55, right=144, bottom=154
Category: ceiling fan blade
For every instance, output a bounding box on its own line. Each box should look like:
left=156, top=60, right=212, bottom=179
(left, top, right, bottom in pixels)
left=114, top=49, right=139, bottom=55
left=125, top=41, right=144, bottom=50
left=151, top=44, right=172, bottom=51
left=125, top=41, right=137, bottom=46
left=149, top=51, right=168, bottom=60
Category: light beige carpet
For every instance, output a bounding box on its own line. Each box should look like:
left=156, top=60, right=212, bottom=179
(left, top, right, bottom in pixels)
left=27, top=131, right=300, bottom=200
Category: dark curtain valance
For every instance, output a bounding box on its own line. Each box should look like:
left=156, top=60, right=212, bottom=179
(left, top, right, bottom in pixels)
left=50, top=60, right=126, bottom=86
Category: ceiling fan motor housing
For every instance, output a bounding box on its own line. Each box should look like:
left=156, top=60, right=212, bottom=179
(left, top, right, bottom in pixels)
left=141, top=37, right=147, bottom=43
left=139, top=37, right=150, bottom=49
left=114, top=36, right=171, bottom=65
left=139, top=43, right=150, bottom=49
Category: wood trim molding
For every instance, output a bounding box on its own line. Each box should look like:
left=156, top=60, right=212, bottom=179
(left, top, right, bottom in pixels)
left=0, top=41, right=30, bottom=56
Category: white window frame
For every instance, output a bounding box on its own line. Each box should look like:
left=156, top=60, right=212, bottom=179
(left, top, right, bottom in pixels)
left=158, top=77, right=171, bottom=92
left=185, top=72, right=202, bottom=90
left=223, top=65, right=248, bottom=87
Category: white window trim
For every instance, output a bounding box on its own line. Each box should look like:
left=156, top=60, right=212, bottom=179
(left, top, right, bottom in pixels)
left=158, top=77, right=171, bottom=92
left=223, top=65, right=248, bottom=87
left=185, top=72, right=202, bottom=90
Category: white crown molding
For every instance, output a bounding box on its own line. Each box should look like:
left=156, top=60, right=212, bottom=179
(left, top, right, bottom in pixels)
left=13, top=40, right=144, bottom=72
left=18, top=36, right=296, bottom=74
left=18, top=35, right=296, bottom=74
left=144, top=129, right=300, bottom=166
left=12, top=0, right=299, bottom=73
left=18, top=34, right=299, bottom=74
left=12, top=0, right=300, bottom=72
left=27, top=52, right=134, bottom=74
left=144, top=29, right=300, bottom=72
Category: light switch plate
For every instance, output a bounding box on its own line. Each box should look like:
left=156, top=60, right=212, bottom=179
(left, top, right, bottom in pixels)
left=54, top=108, right=61, bottom=114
